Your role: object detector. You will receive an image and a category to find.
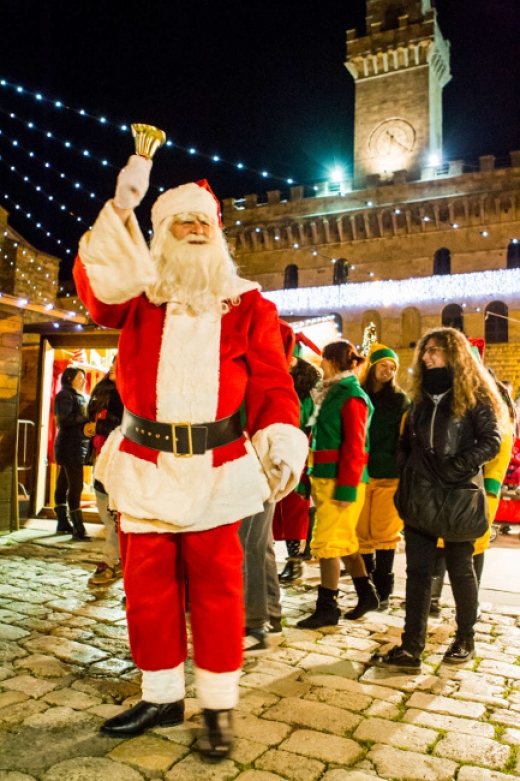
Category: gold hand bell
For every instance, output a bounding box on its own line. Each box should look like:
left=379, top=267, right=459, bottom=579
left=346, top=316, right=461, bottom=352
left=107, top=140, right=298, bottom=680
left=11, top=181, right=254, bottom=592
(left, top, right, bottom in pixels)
left=131, top=123, right=166, bottom=160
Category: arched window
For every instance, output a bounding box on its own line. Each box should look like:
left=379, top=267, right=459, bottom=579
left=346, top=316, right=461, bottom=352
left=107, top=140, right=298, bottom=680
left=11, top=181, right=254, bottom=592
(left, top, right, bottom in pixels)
left=485, top=301, right=508, bottom=343
left=401, top=307, right=421, bottom=348
left=442, top=304, right=464, bottom=332
left=333, top=258, right=349, bottom=285
left=433, top=248, right=451, bottom=275
left=284, top=264, right=298, bottom=289
left=507, top=240, right=520, bottom=269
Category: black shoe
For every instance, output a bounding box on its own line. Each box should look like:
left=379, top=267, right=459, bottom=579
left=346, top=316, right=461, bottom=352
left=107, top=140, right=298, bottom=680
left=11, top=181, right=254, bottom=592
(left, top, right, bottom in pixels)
left=278, top=559, right=303, bottom=581
left=371, top=646, right=421, bottom=674
left=199, top=708, right=233, bottom=761
left=243, top=628, right=269, bottom=656
left=297, top=585, right=340, bottom=629
left=100, top=699, right=184, bottom=737
left=344, top=577, right=379, bottom=620
left=376, top=598, right=390, bottom=612
left=443, top=637, right=475, bottom=665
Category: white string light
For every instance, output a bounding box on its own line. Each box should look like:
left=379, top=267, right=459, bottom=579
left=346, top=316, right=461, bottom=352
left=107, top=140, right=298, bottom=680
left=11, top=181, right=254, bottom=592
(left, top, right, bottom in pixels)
left=0, top=129, right=102, bottom=202
left=1, top=191, right=74, bottom=255
left=0, top=77, right=297, bottom=186
left=0, top=153, right=92, bottom=229
left=265, top=268, right=520, bottom=315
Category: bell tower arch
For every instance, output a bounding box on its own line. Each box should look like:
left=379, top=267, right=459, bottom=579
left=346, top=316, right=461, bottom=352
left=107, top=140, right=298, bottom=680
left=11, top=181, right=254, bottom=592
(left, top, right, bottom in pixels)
left=346, top=0, right=451, bottom=183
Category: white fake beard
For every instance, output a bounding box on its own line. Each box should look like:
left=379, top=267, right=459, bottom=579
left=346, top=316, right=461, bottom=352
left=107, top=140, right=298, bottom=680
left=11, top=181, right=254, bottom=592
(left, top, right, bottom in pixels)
left=147, top=231, right=240, bottom=316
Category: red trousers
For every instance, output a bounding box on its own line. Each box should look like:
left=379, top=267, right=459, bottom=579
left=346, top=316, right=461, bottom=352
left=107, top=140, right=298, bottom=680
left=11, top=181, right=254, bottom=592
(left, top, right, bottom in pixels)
left=272, top=490, right=310, bottom=541
left=119, top=521, right=244, bottom=673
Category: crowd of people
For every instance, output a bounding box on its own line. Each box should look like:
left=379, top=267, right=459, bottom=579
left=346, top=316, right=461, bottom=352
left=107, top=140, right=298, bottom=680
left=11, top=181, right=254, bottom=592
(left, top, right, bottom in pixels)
left=50, top=148, right=517, bottom=761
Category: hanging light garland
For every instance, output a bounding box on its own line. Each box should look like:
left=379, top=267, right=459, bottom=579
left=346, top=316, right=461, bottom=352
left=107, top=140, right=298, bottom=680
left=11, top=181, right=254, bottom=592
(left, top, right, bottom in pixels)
left=1, top=191, right=74, bottom=255
left=0, top=77, right=297, bottom=186
left=265, top=267, right=520, bottom=315
left=0, top=125, right=104, bottom=205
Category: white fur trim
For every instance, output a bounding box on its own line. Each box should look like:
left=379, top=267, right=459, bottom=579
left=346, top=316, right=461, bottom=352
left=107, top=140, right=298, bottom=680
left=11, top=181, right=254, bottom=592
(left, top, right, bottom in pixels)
left=156, top=308, right=220, bottom=423
left=141, top=665, right=185, bottom=704
left=195, top=667, right=241, bottom=710
left=152, top=184, right=219, bottom=233
left=252, top=423, right=309, bottom=502
left=95, top=429, right=269, bottom=532
left=79, top=201, right=156, bottom=303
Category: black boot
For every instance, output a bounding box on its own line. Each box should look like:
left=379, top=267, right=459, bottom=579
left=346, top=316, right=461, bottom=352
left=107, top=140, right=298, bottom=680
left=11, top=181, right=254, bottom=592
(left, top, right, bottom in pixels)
left=297, top=585, right=341, bottom=629
left=278, top=559, right=303, bottom=582
left=70, top=508, right=91, bottom=541
left=344, top=577, right=380, bottom=620
left=443, top=636, right=475, bottom=665
left=199, top=708, right=233, bottom=761
left=100, top=699, right=184, bottom=737
left=54, top=504, right=73, bottom=534
left=373, top=572, right=394, bottom=611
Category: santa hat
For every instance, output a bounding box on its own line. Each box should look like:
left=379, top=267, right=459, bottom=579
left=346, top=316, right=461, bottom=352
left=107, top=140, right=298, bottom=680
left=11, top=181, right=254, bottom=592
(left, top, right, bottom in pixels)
left=151, top=179, right=222, bottom=233
left=293, top=332, right=322, bottom=359
left=359, top=342, right=399, bottom=383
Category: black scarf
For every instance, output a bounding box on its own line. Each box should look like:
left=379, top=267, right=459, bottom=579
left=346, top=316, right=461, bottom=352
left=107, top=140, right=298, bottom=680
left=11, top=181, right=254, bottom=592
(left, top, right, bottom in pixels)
left=422, top=367, right=453, bottom=396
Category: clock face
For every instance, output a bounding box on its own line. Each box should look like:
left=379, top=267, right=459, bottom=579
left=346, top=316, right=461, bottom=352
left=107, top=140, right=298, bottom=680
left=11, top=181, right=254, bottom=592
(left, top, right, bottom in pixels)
left=369, top=119, right=416, bottom=158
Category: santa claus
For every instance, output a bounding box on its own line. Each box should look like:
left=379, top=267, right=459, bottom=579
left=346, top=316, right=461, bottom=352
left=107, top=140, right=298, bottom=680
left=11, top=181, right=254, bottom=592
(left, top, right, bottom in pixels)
left=73, top=154, right=307, bottom=759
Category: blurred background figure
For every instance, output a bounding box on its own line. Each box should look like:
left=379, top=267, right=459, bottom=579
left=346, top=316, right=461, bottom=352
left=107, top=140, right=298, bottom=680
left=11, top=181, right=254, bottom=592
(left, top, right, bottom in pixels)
left=357, top=344, right=410, bottom=611
left=84, top=359, right=124, bottom=586
left=274, top=333, right=321, bottom=582
left=53, top=365, right=91, bottom=540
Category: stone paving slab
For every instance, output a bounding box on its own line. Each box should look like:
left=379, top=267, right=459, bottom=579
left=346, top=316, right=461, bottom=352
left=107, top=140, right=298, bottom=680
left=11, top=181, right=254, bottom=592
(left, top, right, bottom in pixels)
left=5, top=535, right=520, bottom=779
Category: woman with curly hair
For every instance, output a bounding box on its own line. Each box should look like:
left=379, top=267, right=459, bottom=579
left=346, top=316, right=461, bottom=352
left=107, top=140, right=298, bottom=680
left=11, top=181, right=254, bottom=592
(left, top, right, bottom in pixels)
left=357, top=344, right=410, bottom=613
left=274, top=353, right=321, bottom=582
left=372, top=327, right=503, bottom=673
left=297, top=340, right=378, bottom=629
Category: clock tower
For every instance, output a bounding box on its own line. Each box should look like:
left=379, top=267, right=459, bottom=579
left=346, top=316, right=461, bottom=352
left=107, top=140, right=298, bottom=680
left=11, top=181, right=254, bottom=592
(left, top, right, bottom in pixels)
left=346, top=0, right=451, bottom=183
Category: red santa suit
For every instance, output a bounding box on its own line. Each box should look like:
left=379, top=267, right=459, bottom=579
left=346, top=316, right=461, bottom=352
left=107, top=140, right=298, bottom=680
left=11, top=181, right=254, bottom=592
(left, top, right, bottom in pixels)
left=73, top=193, right=307, bottom=709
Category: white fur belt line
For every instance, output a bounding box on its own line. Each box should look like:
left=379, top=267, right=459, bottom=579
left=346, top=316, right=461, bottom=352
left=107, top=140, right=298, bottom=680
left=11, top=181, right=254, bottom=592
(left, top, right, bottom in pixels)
left=121, top=408, right=244, bottom=457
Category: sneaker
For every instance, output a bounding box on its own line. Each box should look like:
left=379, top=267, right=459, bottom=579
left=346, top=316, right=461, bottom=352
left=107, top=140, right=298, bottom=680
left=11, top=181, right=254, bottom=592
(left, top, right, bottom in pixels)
left=370, top=645, right=421, bottom=674
left=265, top=617, right=283, bottom=634
left=87, top=561, right=122, bottom=587
left=243, top=628, right=269, bottom=655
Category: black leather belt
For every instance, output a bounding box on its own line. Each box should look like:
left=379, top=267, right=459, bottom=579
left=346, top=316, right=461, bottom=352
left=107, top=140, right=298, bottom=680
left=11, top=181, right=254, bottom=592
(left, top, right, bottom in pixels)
left=121, top=407, right=243, bottom=457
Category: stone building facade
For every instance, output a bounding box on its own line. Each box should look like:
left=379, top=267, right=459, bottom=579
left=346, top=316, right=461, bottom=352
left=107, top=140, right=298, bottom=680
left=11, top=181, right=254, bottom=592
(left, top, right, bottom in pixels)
left=222, top=0, right=520, bottom=390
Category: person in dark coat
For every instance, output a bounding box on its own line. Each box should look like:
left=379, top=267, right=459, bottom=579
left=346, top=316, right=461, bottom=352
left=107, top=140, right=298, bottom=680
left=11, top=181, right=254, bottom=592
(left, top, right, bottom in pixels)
left=371, top=327, right=503, bottom=674
left=84, top=362, right=124, bottom=585
left=53, top=365, right=91, bottom=540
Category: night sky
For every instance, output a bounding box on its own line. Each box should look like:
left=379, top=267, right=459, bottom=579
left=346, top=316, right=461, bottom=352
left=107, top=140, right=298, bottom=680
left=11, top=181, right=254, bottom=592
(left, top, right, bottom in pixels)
left=0, top=0, right=519, bottom=278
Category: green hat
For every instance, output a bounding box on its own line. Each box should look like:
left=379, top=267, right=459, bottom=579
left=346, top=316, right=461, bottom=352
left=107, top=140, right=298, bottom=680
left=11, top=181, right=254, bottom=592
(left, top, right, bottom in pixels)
left=369, top=344, right=399, bottom=367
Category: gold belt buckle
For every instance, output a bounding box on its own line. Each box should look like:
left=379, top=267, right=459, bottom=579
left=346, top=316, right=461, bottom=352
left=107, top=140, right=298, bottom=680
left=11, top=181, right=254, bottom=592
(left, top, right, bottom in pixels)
left=172, top=422, right=193, bottom=458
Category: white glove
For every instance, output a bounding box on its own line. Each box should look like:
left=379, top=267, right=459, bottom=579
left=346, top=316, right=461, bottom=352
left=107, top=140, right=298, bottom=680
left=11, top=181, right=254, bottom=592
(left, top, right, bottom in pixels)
left=113, top=155, right=152, bottom=210
left=269, top=460, right=292, bottom=502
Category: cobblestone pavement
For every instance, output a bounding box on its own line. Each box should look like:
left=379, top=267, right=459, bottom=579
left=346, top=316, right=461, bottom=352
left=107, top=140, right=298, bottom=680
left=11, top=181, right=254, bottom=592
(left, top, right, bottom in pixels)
left=2, top=529, right=520, bottom=780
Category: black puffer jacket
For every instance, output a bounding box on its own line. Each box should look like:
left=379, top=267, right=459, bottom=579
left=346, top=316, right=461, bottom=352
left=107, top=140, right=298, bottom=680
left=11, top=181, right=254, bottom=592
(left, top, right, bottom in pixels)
left=53, top=387, right=90, bottom=466
left=395, top=389, right=502, bottom=541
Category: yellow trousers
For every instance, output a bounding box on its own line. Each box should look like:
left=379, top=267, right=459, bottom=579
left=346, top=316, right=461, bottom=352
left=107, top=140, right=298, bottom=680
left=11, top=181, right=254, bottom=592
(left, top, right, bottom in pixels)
left=356, top=477, right=403, bottom=554
left=310, top=477, right=366, bottom=559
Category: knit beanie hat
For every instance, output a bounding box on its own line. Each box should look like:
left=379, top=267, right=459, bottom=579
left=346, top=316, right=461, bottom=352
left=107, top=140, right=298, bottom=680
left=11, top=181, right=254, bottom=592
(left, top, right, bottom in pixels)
left=359, top=342, right=399, bottom=383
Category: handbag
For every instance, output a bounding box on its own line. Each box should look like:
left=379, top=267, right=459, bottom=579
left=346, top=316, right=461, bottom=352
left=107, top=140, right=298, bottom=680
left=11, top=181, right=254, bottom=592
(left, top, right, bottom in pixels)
left=394, top=461, right=489, bottom=542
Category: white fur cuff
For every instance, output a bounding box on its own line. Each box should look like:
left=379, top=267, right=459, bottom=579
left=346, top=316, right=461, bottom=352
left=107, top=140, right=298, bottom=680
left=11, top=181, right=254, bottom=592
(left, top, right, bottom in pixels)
left=78, top=201, right=156, bottom=303
left=195, top=667, right=241, bottom=710
left=141, top=665, right=185, bottom=703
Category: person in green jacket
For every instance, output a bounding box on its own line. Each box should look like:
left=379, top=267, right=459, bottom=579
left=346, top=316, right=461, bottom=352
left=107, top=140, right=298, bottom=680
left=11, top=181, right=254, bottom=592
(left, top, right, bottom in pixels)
left=297, top=340, right=379, bottom=628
